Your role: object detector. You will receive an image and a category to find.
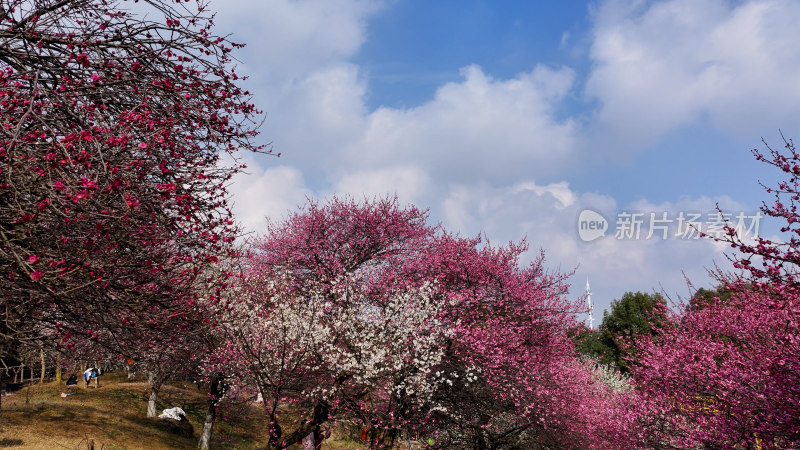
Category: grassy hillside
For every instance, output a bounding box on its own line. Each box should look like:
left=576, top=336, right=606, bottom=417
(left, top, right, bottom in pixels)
left=0, top=373, right=301, bottom=449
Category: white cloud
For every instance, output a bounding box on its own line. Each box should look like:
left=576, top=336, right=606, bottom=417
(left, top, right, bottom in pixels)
left=437, top=181, right=741, bottom=314
left=586, top=0, right=800, bottom=154
left=512, top=181, right=577, bottom=209
left=344, top=65, right=580, bottom=185
left=331, top=166, right=433, bottom=204
left=438, top=180, right=614, bottom=261
left=209, top=0, right=382, bottom=77
left=203, top=0, right=782, bottom=311
left=209, top=2, right=580, bottom=194
left=229, top=165, right=313, bottom=233
left=257, top=63, right=368, bottom=183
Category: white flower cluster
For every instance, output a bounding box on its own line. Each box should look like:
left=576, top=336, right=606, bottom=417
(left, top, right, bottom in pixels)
left=431, top=364, right=480, bottom=390
left=218, top=274, right=452, bottom=410
left=315, top=280, right=450, bottom=401
left=581, top=356, right=631, bottom=394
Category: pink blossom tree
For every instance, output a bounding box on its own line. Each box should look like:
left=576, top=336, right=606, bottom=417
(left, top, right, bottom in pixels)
left=213, top=197, right=637, bottom=449
left=210, top=197, right=447, bottom=448
left=631, top=137, right=800, bottom=447
left=405, top=237, right=636, bottom=449
left=720, top=136, right=800, bottom=293
left=0, top=0, right=262, bottom=363
left=632, top=289, right=800, bottom=448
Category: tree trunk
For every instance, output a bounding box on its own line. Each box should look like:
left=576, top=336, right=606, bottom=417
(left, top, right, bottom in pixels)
left=197, top=402, right=216, bottom=449
left=55, top=353, right=62, bottom=383
left=273, top=401, right=329, bottom=449
left=147, top=378, right=163, bottom=418
left=198, top=372, right=225, bottom=449
left=473, top=427, right=488, bottom=450
left=39, top=348, right=45, bottom=384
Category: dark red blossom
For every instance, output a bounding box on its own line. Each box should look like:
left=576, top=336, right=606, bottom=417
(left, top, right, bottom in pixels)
left=0, top=0, right=265, bottom=371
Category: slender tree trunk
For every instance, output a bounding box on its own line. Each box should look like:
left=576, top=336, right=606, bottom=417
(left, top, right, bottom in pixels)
left=0, top=359, right=8, bottom=411
left=473, top=426, right=488, bottom=450
left=39, top=348, right=45, bottom=384
left=146, top=377, right=163, bottom=418
left=55, top=353, right=62, bottom=383
left=197, top=402, right=216, bottom=449
left=198, top=372, right=225, bottom=449
left=146, top=387, right=159, bottom=418
left=273, top=401, right=329, bottom=449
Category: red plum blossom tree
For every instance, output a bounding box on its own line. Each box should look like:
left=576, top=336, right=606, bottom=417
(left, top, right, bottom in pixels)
left=0, top=0, right=262, bottom=363
left=633, top=290, right=800, bottom=448
left=213, top=197, right=637, bottom=449
left=632, top=137, right=800, bottom=447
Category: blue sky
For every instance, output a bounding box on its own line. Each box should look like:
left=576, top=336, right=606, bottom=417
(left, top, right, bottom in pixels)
left=355, top=1, right=592, bottom=109
left=208, top=0, right=800, bottom=321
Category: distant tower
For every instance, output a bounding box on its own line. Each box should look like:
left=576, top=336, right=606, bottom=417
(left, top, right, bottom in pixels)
left=585, top=279, right=595, bottom=330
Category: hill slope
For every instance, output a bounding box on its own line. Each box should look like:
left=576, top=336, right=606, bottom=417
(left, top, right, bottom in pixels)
left=0, top=375, right=268, bottom=449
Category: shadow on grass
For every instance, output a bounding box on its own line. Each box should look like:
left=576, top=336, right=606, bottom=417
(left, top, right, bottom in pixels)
left=1, top=380, right=270, bottom=449
left=0, top=438, right=24, bottom=447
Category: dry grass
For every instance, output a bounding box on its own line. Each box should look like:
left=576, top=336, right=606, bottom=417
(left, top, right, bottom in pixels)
left=0, top=373, right=269, bottom=449
left=0, top=374, right=373, bottom=449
